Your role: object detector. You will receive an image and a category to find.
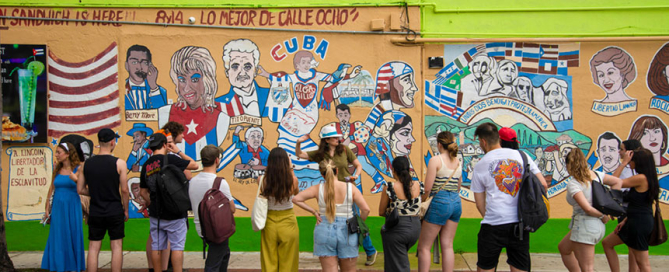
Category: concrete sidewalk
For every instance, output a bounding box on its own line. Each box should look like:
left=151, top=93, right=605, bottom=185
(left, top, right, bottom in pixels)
left=10, top=251, right=669, bottom=271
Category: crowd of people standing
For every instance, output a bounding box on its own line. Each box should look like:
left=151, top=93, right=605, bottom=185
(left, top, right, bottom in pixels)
left=39, top=120, right=662, bottom=272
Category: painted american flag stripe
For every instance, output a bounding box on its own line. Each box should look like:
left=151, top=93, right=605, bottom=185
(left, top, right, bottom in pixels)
left=49, top=84, right=117, bottom=102
left=49, top=108, right=120, bottom=125
left=49, top=74, right=118, bottom=95
left=48, top=43, right=117, bottom=69
left=49, top=91, right=119, bottom=108
left=47, top=57, right=117, bottom=80
left=48, top=42, right=120, bottom=138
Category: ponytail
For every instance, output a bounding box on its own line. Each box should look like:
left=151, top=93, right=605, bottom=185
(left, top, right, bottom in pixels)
left=319, top=160, right=337, bottom=222
left=437, top=131, right=458, bottom=159
left=392, top=157, right=415, bottom=198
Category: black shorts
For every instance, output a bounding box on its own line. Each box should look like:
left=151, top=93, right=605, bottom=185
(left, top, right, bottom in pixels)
left=477, top=223, right=530, bottom=271
left=88, top=214, right=125, bottom=241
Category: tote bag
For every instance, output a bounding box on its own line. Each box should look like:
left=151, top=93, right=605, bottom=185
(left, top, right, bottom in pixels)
left=251, top=175, right=268, bottom=231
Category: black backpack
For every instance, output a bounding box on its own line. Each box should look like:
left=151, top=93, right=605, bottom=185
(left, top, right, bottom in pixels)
left=517, top=151, right=550, bottom=239
left=156, top=154, right=191, bottom=217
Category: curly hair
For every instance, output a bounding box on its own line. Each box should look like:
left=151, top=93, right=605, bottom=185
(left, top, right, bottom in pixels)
left=589, top=46, right=636, bottom=89
left=169, top=46, right=218, bottom=113
left=647, top=43, right=669, bottom=96
left=53, top=142, right=81, bottom=182
left=566, top=148, right=591, bottom=187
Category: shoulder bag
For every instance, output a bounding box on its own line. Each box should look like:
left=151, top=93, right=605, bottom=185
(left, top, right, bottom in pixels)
left=383, top=183, right=400, bottom=230
left=345, top=183, right=369, bottom=245
left=649, top=200, right=667, bottom=246
left=592, top=173, right=626, bottom=217
left=419, top=161, right=459, bottom=218
left=251, top=175, right=268, bottom=231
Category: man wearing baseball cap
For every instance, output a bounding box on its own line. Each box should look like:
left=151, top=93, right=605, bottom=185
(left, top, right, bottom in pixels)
left=140, top=132, right=198, bottom=272
left=77, top=128, right=128, bottom=272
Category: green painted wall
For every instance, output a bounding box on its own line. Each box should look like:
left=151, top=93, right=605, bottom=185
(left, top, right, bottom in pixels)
left=420, top=0, right=669, bottom=38
left=3, top=1, right=669, bottom=37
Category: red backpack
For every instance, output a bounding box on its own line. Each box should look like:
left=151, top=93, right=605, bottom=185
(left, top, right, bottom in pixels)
left=198, top=177, right=236, bottom=244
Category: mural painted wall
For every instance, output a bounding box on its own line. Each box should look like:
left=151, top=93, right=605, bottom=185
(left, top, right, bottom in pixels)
left=0, top=5, right=423, bottom=220
left=2, top=5, right=669, bottom=221
left=423, top=41, right=669, bottom=218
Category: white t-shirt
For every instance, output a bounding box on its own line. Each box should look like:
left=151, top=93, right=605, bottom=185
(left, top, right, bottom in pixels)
left=567, top=171, right=604, bottom=215
left=188, top=172, right=233, bottom=237
left=470, top=148, right=541, bottom=225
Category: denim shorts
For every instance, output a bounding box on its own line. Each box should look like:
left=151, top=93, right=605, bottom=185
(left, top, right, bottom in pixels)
left=424, top=190, right=462, bottom=225
left=569, top=214, right=605, bottom=245
left=313, top=217, right=359, bottom=259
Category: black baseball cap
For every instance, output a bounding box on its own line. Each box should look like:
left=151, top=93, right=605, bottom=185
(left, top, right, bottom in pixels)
left=98, top=128, right=120, bottom=143
left=148, top=133, right=167, bottom=149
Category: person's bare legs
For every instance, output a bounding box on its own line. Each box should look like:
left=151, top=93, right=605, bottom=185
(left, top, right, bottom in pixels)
left=319, top=256, right=339, bottom=272
left=509, top=265, right=528, bottom=272
left=339, top=257, right=358, bottom=272
left=440, top=220, right=459, bottom=272
left=170, top=250, right=184, bottom=272
left=146, top=237, right=170, bottom=271
left=572, top=242, right=595, bottom=272
left=109, top=239, right=123, bottom=272
left=629, top=248, right=651, bottom=272
left=602, top=233, right=624, bottom=272
left=417, top=221, right=441, bottom=272
left=151, top=248, right=162, bottom=272
left=558, top=231, right=580, bottom=271
left=629, top=249, right=640, bottom=272
left=87, top=240, right=102, bottom=272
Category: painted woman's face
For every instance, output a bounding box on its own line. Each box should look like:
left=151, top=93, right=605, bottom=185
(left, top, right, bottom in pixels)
left=392, top=73, right=418, bottom=108
left=664, top=65, right=669, bottom=85
left=595, top=62, right=623, bottom=94
left=177, top=69, right=206, bottom=109
left=498, top=62, right=517, bottom=84
left=391, top=122, right=415, bottom=155
left=640, top=127, right=664, bottom=154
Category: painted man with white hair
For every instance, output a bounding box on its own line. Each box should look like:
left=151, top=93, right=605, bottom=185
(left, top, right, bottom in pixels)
left=216, top=39, right=271, bottom=118
left=234, top=125, right=269, bottom=166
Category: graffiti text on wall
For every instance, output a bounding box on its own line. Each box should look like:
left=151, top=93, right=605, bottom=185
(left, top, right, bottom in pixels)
left=5, top=146, right=53, bottom=221
left=0, top=7, right=360, bottom=28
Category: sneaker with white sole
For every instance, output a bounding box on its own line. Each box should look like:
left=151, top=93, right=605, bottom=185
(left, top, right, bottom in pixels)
left=365, top=251, right=377, bottom=266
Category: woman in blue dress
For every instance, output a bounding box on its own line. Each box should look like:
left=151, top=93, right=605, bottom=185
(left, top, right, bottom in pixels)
left=41, top=142, right=86, bottom=272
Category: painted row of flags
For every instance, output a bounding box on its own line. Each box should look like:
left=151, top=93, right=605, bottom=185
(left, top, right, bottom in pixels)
left=427, top=42, right=580, bottom=120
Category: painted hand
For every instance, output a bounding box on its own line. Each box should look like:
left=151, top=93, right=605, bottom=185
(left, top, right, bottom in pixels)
left=350, top=65, right=362, bottom=78
left=147, top=64, right=159, bottom=90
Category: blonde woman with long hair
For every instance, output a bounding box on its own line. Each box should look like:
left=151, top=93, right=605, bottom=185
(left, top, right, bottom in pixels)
left=293, top=160, right=370, bottom=272
left=558, top=148, right=621, bottom=272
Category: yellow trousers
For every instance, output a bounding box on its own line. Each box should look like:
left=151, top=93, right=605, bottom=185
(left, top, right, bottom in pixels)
left=260, top=208, right=299, bottom=272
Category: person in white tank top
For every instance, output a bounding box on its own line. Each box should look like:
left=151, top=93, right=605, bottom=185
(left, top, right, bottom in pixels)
left=293, top=160, right=370, bottom=272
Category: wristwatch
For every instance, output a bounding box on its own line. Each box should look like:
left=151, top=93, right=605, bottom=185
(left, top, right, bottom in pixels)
left=598, top=215, right=605, bottom=220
